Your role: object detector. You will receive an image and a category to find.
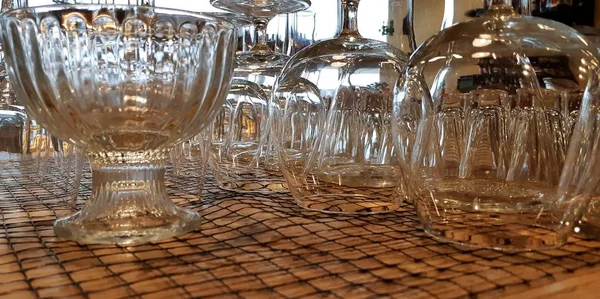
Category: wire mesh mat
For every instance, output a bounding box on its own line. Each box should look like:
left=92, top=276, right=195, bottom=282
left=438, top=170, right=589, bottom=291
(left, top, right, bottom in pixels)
left=2, top=165, right=600, bottom=299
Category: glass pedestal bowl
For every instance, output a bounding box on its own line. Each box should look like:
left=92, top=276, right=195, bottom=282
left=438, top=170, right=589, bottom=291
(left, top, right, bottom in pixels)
left=0, top=5, right=237, bottom=245
left=394, top=1, right=600, bottom=251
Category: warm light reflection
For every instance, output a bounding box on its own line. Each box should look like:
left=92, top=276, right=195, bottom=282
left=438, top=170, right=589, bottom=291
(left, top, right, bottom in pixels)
left=472, top=35, right=492, bottom=48
left=471, top=52, right=490, bottom=58
left=331, top=61, right=347, bottom=68
left=61, top=12, right=88, bottom=31
left=577, top=36, right=589, bottom=46
left=428, top=56, right=446, bottom=62
left=536, top=23, right=555, bottom=31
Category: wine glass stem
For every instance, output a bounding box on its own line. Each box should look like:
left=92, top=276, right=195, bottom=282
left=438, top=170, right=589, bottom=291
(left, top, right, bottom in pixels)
left=251, top=17, right=272, bottom=52
left=339, top=0, right=360, bottom=37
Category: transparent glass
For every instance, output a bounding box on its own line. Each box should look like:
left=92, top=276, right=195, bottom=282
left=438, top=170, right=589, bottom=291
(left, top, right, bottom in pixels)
left=0, top=102, right=83, bottom=207
left=267, top=11, right=316, bottom=56
left=0, top=5, right=237, bottom=245
left=564, top=79, right=600, bottom=241
left=209, top=79, right=287, bottom=192
left=210, top=0, right=310, bottom=84
left=170, top=131, right=211, bottom=198
left=209, top=0, right=310, bottom=18
left=206, top=12, right=253, bottom=53
left=267, top=13, right=289, bottom=54
left=0, top=0, right=83, bottom=207
left=56, top=0, right=250, bottom=203
left=394, top=2, right=599, bottom=251
left=209, top=0, right=311, bottom=191
left=272, top=0, right=409, bottom=214
left=53, top=0, right=154, bottom=4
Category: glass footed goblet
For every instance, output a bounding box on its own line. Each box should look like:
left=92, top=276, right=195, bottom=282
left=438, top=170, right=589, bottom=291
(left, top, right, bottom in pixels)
left=210, top=0, right=310, bottom=89
left=209, top=79, right=289, bottom=193
left=0, top=5, right=237, bottom=245
left=272, top=0, right=410, bottom=214
left=394, top=0, right=599, bottom=251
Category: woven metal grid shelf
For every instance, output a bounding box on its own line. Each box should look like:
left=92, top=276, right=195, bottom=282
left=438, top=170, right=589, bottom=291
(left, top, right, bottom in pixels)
left=1, top=164, right=600, bottom=298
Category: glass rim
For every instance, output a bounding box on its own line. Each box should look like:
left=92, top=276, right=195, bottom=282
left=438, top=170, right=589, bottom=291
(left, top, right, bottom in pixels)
left=205, top=12, right=252, bottom=27
left=209, top=0, right=312, bottom=16
left=0, top=4, right=239, bottom=31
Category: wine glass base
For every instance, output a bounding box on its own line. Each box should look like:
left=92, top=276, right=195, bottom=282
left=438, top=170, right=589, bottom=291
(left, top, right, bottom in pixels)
left=213, top=167, right=288, bottom=193
left=54, top=206, right=202, bottom=246
left=210, top=0, right=311, bottom=17
left=218, top=180, right=288, bottom=193
left=296, top=194, right=401, bottom=215
left=417, top=205, right=568, bottom=252
left=235, top=51, right=289, bottom=75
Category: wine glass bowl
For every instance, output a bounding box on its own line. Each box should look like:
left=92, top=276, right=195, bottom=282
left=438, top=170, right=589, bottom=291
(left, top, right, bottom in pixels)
left=272, top=0, right=409, bottom=214
left=394, top=2, right=600, bottom=251
left=0, top=5, right=238, bottom=245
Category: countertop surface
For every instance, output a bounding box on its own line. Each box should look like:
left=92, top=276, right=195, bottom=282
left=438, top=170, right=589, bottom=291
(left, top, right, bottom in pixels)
left=1, top=164, right=600, bottom=299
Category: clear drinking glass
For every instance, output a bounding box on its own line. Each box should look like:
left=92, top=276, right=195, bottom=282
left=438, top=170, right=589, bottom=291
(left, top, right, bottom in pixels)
left=272, top=0, right=409, bottom=214
left=267, top=14, right=289, bottom=54
left=394, top=0, right=599, bottom=251
left=170, top=131, right=211, bottom=198
left=559, top=59, right=600, bottom=240
left=209, top=79, right=289, bottom=192
left=266, top=11, right=316, bottom=56
left=0, top=4, right=238, bottom=245
left=209, top=0, right=310, bottom=192
left=1, top=0, right=83, bottom=207
left=0, top=102, right=84, bottom=208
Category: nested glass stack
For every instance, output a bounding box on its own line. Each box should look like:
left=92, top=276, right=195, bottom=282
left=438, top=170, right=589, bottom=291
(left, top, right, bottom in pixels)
left=208, top=0, right=311, bottom=193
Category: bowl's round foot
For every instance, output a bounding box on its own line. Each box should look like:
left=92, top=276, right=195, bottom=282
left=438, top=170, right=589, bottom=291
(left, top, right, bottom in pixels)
left=54, top=206, right=201, bottom=246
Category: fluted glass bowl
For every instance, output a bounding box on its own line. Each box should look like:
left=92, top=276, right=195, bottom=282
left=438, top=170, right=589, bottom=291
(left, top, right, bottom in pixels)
left=0, top=5, right=237, bottom=245
left=393, top=4, right=600, bottom=251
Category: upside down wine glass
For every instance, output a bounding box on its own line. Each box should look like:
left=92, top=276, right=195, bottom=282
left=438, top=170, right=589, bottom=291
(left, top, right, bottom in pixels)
left=0, top=5, right=237, bottom=245
left=209, top=0, right=310, bottom=193
left=394, top=0, right=599, bottom=251
left=210, top=0, right=310, bottom=87
left=272, top=0, right=410, bottom=214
